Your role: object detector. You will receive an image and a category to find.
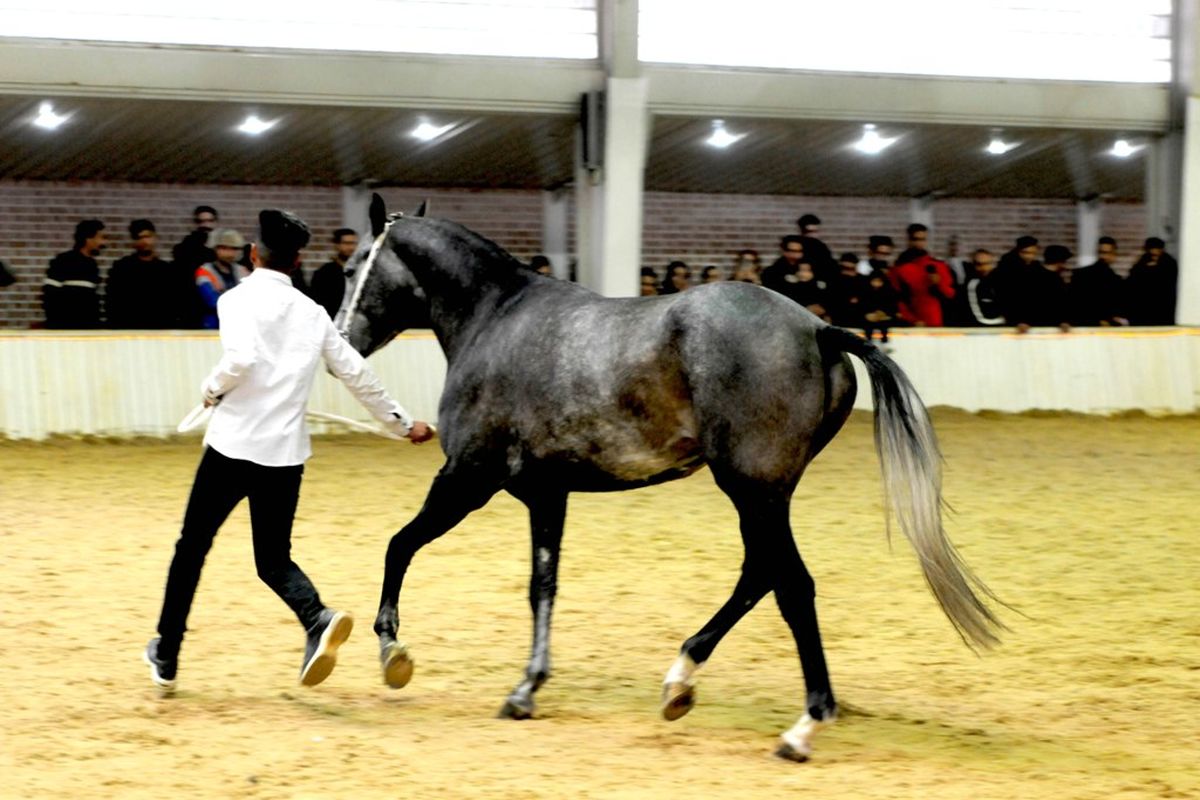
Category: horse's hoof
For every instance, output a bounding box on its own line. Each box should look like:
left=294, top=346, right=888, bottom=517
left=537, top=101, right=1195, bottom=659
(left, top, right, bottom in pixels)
left=381, top=641, right=414, bottom=689
left=661, top=682, right=695, bottom=721
left=498, top=697, right=534, bottom=720
left=774, top=741, right=811, bottom=763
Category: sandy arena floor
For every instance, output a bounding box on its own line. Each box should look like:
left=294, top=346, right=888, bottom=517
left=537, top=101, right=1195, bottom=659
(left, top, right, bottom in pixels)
left=1, top=411, right=1197, bottom=799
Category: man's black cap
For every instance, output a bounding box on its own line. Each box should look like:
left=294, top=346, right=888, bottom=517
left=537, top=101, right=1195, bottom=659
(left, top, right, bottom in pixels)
left=259, top=209, right=310, bottom=255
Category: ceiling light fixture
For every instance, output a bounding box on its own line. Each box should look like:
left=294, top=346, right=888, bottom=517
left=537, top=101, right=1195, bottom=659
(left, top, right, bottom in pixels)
left=853, top=124, right=898, bottom=155
left=32, top=101, right=69, bottom=131
left=705, top=119, right=745, bottom=149
left=411, top=120, right=456, bottom=142
left=237, top=115, right=278, bottom=135
left=986, top=137, right=1019, bottom=155
left=1109, top=139, right=1143, bottom=158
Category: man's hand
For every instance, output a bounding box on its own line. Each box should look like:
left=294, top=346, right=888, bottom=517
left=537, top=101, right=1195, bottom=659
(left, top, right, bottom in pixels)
left=406, top=421, right=435, bottom=444
left=1015, top=323, right=1031, bottom=334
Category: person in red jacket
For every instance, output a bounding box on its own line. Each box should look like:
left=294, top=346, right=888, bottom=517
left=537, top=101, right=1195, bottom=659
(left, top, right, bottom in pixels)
left=889, top=247, right=956, bottom=327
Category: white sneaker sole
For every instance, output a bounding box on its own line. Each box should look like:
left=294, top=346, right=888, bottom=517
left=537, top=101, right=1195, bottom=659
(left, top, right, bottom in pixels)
left=300, top=611, right=354, bottom=687
left=143, top=649, right=177, bottom=695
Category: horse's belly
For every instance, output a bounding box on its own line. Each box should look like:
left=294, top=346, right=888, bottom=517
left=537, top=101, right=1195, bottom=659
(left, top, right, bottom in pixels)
left=539, top=436, right=705, bottom=491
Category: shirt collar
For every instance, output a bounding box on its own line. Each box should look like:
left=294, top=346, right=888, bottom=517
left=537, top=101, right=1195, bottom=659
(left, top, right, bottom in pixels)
left=247, top=268, right=294, bottom=286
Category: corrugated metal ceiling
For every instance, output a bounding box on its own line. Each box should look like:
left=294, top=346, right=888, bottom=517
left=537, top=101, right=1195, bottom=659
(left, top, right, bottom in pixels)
left=0, top=95, right=1148, bottom=199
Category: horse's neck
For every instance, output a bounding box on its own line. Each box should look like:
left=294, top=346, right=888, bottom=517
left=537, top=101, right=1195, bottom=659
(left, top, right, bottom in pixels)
left=410, top=250, right=526, bottom=359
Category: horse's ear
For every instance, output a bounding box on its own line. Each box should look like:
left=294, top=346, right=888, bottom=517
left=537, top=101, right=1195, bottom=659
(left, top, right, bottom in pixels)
left=369, top=193, right=387, bottom=237
left=411, top=200, right=429, bottom=218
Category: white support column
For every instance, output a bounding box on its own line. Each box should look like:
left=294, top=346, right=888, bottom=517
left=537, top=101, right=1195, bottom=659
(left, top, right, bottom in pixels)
left=341, top=184, right=371, bottom=235
left=594, top=76, right=649, bottom=297
left=1178, top=98, right=1200, bottom=324
left=541, top=188, right=571, bottom=279
left=574, top=123, right=602, bottom=289
left=1076, top=199, right=1102, bottom=266
left=1175, top=0, right=1199, bottom=325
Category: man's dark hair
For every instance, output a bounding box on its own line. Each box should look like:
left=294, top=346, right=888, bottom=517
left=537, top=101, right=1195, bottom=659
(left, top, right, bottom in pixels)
left=797, top=213, right=821, bottom=229
left=868, top=235, right=894, bottom=250
left=129, top=219, right=155, bottom=238
left=193, top=205, right=218, bottom=219
left=701, top=265, right=721, bottom=279
left=1043, top=245, right=1072, bottom=264
left=839, top=252, right=858, bottom=263
left=1098, top=236, right=1117, bottom=248
left=332, top=228, right=356, bottom=243
left=73, top=219, right=105, bottom=248
left=640, top=266, right=658, bottom=279
left=1144, top=236, right=1166, bottom=250
left=780, top=234, right=804, bottom=250
left=906, top=223, right=928, bottom=237
left=530, top=255, right=551, bottom=269
left=1016, top=235, right=1039, bottom=249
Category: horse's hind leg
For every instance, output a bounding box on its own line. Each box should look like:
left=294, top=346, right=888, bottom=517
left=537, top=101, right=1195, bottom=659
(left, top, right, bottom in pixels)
left=498, top=488, right=567, bottom=719
left=375, top=466, right=498, bottom=688
left=661, top=490, right=779, bottom=720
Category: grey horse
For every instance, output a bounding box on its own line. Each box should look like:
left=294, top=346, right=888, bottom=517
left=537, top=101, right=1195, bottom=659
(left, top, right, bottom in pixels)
left=336, top=195, right=1002, bottom=761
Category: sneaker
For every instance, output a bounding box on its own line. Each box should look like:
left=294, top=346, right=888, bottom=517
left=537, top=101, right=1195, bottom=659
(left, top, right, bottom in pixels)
left=300, top=609, right=353, bottom=687
left=143, top=638, right=178, bottom=695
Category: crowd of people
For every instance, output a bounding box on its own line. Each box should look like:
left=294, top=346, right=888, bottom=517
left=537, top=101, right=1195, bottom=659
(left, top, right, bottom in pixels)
left=14, top=206, right=1182, bottom=333
left=640, top=214, right=1180, bottom=338
left=34, top=205, right=362, bottom=330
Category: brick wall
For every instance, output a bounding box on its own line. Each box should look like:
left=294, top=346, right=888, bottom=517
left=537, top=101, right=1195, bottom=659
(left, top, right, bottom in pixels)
left=0, top=180, right=1147, bottom=327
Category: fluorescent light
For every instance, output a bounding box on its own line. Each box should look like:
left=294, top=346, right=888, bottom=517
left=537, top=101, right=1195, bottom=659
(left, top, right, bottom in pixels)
left=237, top=115, right=277, bottom=135
left=33, top=102, right=69, bottom=131
left=705, top=119, right=746, bottom=149
left=411, top=121, right=456, bottom=142
left=1109, top=139, right=1144, bottom=158
left=853, top=124, right=898, bottom=155
left=986, top=138, right=1019, bottom=155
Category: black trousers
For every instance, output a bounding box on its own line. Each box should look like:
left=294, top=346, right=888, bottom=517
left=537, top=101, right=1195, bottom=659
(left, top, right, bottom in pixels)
left=156, top=446, right=324, bottom=657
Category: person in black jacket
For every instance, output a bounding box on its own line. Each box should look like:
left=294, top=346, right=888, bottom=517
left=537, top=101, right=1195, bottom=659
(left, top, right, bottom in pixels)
left=106, top=219, right=197, bottom=329
left=43, top=219, right=107, bottom=328
left=172, top=205, right=219, bottom=275
left=1125, top=237, right=1178, bottom=325
left=1070, top=237, right=1127, bottom=327
left=796, top=213, right=837, bottom=285
left=310, top=228, right=360, bottom=318
left=1009, top=244, right=1073, bottom=333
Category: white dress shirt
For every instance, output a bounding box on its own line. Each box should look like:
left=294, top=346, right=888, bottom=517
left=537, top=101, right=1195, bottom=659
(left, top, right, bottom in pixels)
left=201, top=268, right=413, bottom=466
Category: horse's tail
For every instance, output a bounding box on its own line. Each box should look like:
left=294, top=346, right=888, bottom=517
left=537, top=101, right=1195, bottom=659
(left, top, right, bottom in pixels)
left=816, top=325, right=1005, bottom=650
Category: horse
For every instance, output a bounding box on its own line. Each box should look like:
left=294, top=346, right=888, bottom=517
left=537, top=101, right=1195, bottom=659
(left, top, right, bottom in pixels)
left=335, top=194, right=1003, bottom=761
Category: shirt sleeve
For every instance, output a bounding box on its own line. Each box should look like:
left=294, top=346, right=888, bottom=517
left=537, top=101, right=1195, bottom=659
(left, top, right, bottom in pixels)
left=319, top=315, right=414, bottom=433
left=200, top=292, right=258, bottom=401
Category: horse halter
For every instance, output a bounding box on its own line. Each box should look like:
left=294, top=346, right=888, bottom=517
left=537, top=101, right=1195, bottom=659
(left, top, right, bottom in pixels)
left=338, top=214, right=402, bottom=339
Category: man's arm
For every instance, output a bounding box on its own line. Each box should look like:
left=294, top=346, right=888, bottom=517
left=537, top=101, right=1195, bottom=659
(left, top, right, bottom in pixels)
left=319, top=317, right=431, bottom=441
left=199, top=293, right=257, bottom=404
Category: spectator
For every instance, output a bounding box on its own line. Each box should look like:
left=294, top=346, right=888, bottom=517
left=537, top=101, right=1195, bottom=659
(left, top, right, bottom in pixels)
left=861, top=270, right=899, bottom=344
left=1009, top=244, right=1073, bottom=333
left=106, top=219, right=196, bottom=329
left=889, top=246, right=955, bottom=327
left=0, top=259, right=15, bottom=288
left=906, top=223, right=931, bottom=255
left=1125, top=237, right=1178, bottom=325
left=828, top=252, right=867, bottom=327
left=196, top=229, right=246, bottom=329
left=639, top=267, right=659, bottom=296
left=660, top=260, right=691, bottom=294
left=172, top=205, right=219, bottom=274
left=1070, top=237, right=1126, bottom=327
left=530, top=255, right=554, bottom=277
left=730, top=249, right=761, bottom=284
left=856, top=235, right=895, bottom=276
left=761, top=235, right=805, bottom=296
left=310, top=228, right=360, bottom=319
left=797, top=213, right=836, bottom=284
left=701, top=265, right=724, bottom=284
left=959, top=249, right=1005, bottom=327
left=992, top=235, right=1041, bottom=323
left=943, top=234, right=970, bottom=287
left=43, top=219, right=106, bottom=329
left=790, top=261, right=831, bottom=321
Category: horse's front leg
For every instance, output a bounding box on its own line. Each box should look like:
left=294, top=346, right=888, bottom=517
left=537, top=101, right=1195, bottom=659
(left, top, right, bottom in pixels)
left=499, top=489, right=567, bottom=719
left=376, top=466, right=498, bottom=688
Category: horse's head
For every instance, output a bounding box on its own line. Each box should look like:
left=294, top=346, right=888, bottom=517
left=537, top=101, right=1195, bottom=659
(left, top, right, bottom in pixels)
left=335, top=194, right=431, bottom=356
